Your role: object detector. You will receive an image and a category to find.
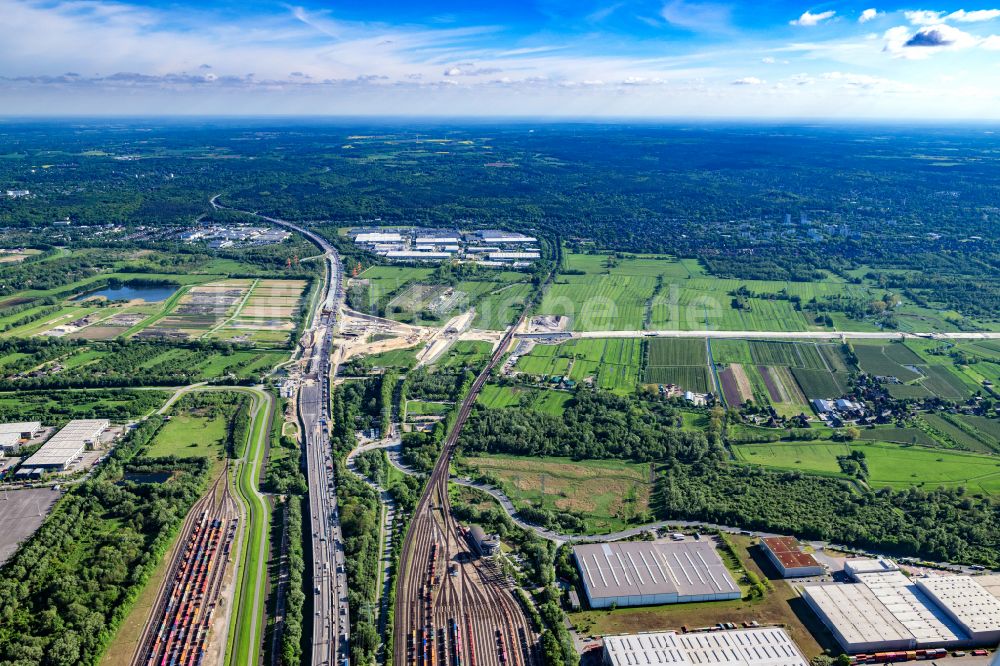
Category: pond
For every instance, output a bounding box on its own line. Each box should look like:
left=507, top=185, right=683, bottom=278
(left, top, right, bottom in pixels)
left=75, top=284, right=178, bottom=303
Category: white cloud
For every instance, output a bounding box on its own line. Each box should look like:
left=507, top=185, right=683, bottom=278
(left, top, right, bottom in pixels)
left=906, top=9, right=1000, bottom=25
left=859, top=8, right=879, bottom=23
left=947, top=9, right=1000, bottom=22
left=731, top=76, right=763, bottom=85
left=660, top=0, right=733, bottom=33
left=883, top=23, right=980, bottom=58
left=904, top=10, right=944, bottom=25
left=982, top=34, right=1000, bottom=48
left=761, top=56, right=776, bottom=63
left=790, top=10, right=836, bottom=26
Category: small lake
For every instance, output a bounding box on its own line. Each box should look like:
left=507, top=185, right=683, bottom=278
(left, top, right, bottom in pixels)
left=75, top=284, right=178, bottom=303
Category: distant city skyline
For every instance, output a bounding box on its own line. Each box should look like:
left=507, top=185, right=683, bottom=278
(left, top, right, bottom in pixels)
left=2, top=0, right=1000, bottom=118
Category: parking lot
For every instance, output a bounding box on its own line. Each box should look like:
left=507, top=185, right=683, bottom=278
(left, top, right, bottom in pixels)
left=0, top=487, right=61, bottom=565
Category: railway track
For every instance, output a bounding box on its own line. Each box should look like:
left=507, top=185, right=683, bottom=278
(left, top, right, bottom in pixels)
left=133, top=462, right=240, bottom=666
left=394, top=308, right=539, bottom=666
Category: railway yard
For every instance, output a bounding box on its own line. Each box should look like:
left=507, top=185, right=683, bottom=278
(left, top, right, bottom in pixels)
left=133, top=466, right=239, bottom=666
left=395, top=312, right=539, bottom=666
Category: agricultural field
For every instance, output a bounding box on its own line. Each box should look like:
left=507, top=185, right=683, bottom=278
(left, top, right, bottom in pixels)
left=461, top=453, right=654, bottom=533
left=642, top=338, right=713, bottom=392
left=0, top=271, right=308, bottom=347
left=540, top=251, right=968, bottom=334
left=711, top=340, right=851, bottom=401
left=853, top=340, right=985, bottom=401
left=477, top=384, right=573, bottom=414
left=920, top=413, right=1000, bottom=454
left=731, top=440, right=1000, bottom=495
left=515, top=338, right=642, bottom=394
left=142, top=278, right=308, bottom=346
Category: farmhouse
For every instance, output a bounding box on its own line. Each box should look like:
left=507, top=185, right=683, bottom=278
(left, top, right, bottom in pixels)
left=574, top=540, right=740, bottom=609
left=760, top=537, right=825, bottom=578
left=602, top=627, right=809, bottom=666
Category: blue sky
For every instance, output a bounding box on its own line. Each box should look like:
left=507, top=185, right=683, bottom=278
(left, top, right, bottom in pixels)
left=2, top=1, right=1000, bottom=118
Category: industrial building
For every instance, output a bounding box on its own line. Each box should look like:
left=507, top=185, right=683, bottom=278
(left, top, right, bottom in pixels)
left=574, top=540, right=741, bottom=609
left=760, top=537, right=825, bottom=578
left=0, top=422, right=42, bottom=439
left=478, top=230, right=537, bottom=244
left=915, top=577, right=1000, bottom=646
left=802, top=573, right=1000, bottom=653
left=467, top=525, right=499, bottom=557
left=802, top=582, right=916, bottom=653
left=844, top=558, right=900, bottom=580
left=855, top=573, right=965, bottom=646
left=19, top=419, right=109, bottom=473
left=354, top=232, right=403, bottom=244
left=602, top=627, right=809, bottom=666
left=488, top=251, right=541, bottom=261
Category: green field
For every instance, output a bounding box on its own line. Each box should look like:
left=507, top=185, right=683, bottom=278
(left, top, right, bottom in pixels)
left=732, top=440, right=1000, bottom=495
left=477, top=384, right=573, bottom=414
left=852, top=341, right=988, bottom=400
left=515, top=338, right=642, bottom=394
left=405, top=400, right=453, bottom=417
left=462, top=453, right=654, bottom=533
left=145, top=412, right=230, bottom=459
left=647, top=338, right=707, bottom=365
left=643, top=365, right=713, bottom=392
left=432, top=340, right=494, bottom=370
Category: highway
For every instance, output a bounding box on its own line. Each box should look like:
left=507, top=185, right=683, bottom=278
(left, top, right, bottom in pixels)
left=211, top=195, right=349, bottom=666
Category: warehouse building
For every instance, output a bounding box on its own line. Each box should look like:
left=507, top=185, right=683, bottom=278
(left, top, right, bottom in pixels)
left=802, top=573, right=1000, bottom=653
left=488, top=251, right=541, bottom=261
left=19, top=419, right=109, bottom=472
left=760, top=537, right=825, bottom=578
left=854, top=572, right=965, bottom=646
left=383, top=251, right=453, bottom=261
left=0, top=422, right=42, bottom=439
left=844, top=558, right=900, bottom=580
left=915, top=576, right=1000, bottom=646
left=801, top=583, right=916, bottom=653
left=602, top=627, right=809, bottom=666
left=478, top=230, right=537, bottom=244
left=354, top=232, right=402, bottom=244
left=574, top=541, right=741, bottom=609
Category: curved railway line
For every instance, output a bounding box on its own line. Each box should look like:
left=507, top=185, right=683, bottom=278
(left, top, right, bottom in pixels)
left=394, top=308, right=539, bottom=666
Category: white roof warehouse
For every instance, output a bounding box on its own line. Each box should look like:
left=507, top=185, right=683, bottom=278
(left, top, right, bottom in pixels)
left=20, top=419, right=109, bottom=471
left=574, top=541, right=741, bottom=609
left=603, top=627, right=809, bottom=666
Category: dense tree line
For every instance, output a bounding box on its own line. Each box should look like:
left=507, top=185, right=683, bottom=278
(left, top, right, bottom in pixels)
left=0, top=389, right=167, bottom=424
left=279, top=497, right=305, bottom=666
left=0, top=339, right=274, bottom=390
left=657, top=463, right=999, bottom=567
left=459, top=390, right=721, bottom=463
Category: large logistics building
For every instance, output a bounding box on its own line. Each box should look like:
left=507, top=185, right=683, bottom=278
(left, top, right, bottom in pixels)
left=760, top=537, right=825, bottom=578
left=574, top=541, right=741, bottom=609
left=0, top=421, right=42, bottom=454
left=916, top=576, right=1000, bottom=646
left=602, top=627, right=809, bottom=666
left=802, top=573, right=1000, bottom=653
left=19, top=419, right=109, bottom=472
